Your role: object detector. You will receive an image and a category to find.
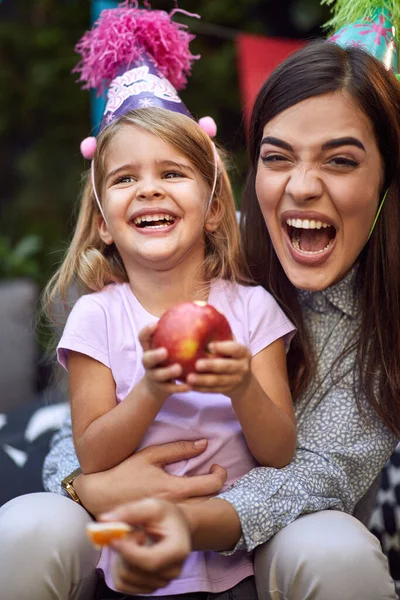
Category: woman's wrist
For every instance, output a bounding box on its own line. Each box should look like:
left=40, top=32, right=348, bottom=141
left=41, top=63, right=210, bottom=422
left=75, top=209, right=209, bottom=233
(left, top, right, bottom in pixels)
left=179, top=498, right=242, bottom=552
left=73, top=471, right=115, bottom=517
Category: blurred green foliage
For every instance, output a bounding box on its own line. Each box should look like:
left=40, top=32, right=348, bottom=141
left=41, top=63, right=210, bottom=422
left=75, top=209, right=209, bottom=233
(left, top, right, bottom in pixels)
left=0, top=0, right=329, bottom=288
left=0, top=234, right=43, bottom=279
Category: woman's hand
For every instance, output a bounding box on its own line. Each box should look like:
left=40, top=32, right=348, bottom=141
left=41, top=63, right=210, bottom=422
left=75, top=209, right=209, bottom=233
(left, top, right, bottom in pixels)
left=101, top=499, right=191, bottom=595
left=186, top=340, right=252, bottom=398
left=139, top=323, right=191, bottom=401
left=98, top=497, right=243, bottom=594
left=73, top=439, right=227, bottom=518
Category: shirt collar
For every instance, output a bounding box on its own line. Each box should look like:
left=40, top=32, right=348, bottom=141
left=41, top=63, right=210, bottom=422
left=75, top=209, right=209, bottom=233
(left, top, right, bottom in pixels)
left=297, top=266, right=358, bottom=318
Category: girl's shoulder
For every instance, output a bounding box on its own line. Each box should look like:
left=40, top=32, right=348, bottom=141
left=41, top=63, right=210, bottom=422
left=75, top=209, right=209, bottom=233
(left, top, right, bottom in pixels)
left=74, top=282, right=128, bottom=311
left=212, top=279, right=276, bottom=307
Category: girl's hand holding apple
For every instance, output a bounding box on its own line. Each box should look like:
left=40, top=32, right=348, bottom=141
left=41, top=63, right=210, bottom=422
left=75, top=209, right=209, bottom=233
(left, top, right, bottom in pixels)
left=139, top=323, right=191, bottom=402
left=145, top=300, right=248, bottom=397
left=186, top=340, right=253, bottom=398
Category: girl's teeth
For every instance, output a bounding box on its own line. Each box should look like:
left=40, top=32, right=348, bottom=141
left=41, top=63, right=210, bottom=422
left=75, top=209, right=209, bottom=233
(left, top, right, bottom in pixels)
left=133, top=213, right=175, bottom=226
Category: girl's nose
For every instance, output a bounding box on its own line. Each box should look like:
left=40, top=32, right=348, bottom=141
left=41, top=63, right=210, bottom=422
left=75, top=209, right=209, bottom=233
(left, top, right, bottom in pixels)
left=136, top=179, right=165, bottom=200
left=285, top=167, right=323, bottom=204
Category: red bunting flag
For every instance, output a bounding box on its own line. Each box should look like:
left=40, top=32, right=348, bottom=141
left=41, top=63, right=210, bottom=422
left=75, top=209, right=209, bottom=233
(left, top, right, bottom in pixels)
left=236, top=33, right=305, bottom=129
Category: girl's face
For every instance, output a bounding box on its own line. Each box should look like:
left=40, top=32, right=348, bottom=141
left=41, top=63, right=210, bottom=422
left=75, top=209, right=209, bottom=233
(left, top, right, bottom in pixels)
left=255, top=92, right=384, bottom=291
left=99, top=125, right=215, bottom=274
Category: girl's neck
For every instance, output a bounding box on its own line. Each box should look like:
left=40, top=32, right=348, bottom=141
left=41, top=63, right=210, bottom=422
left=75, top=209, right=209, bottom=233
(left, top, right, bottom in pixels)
left=126, top=263, right=209, bottom=317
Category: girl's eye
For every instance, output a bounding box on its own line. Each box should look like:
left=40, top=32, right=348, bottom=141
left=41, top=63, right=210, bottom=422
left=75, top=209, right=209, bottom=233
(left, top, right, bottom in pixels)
left=164, top=171, right=185, bottom=179
left=114, top=175, right=135, bottom=184
left=329, top=157, right=360, bottom=168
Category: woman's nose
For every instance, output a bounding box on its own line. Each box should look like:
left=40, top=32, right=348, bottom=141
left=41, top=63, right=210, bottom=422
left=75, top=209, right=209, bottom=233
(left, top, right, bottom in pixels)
left=285, top=167, right=323, bottom=203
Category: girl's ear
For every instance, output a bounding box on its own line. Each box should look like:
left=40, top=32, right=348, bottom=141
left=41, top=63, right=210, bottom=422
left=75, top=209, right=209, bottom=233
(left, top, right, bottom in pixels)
left=205, top=196, right=223, bottom=233
left=98, top=215, right=113, bottom=245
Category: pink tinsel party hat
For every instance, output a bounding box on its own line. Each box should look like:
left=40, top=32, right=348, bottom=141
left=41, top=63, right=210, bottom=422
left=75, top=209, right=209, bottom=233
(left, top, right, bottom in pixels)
left=74, top=1, right=204, bottom=158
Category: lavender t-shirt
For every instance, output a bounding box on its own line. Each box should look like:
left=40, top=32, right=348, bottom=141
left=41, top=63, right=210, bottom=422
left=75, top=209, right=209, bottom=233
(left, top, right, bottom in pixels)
left=58, top=279, right=295, bottom=595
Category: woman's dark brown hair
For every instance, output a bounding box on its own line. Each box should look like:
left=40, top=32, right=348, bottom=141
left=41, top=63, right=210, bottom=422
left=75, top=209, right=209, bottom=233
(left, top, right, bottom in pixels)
left=241, top=40, right=400, bottom=435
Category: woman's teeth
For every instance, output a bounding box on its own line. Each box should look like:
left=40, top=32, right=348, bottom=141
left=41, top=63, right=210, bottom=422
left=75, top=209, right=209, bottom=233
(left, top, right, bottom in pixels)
left=133, top=213, right=176, bottom=228
left=286, top=218, right=331, bottom=229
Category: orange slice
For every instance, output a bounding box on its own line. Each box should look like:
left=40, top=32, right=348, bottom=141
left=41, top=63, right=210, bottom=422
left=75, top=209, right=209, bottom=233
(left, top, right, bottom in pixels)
left=86, top=521, right=132, bottom=548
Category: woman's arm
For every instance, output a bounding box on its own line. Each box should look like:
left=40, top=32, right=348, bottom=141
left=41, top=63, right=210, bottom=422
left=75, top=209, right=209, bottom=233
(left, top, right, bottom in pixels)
left=42, top=417, right=227, bottom=517
left=218, top=392, right=397, bottom=554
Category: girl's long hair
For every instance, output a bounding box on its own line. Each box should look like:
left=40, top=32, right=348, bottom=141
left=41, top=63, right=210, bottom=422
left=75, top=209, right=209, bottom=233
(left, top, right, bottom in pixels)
left=43, top=108, right=250, bottom=321
left=242, top=40, right=400, bottom=435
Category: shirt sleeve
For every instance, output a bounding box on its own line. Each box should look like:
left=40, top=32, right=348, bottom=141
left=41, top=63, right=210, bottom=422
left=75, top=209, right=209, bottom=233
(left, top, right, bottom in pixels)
left=42, top=415, right=80, bottom=494
left=246, top=285, right=296, bottom=356
left=57, top=294, right=110, bottom=370
left=217, top=385, right=397, bottom=553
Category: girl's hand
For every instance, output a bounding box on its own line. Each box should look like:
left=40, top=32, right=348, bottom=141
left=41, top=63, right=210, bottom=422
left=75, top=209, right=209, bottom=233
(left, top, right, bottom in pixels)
left=139, top=323, right=191, bottom=401
left=100, top=499, right=191, bottom=595
left=186, top=340, right=252, bottom=398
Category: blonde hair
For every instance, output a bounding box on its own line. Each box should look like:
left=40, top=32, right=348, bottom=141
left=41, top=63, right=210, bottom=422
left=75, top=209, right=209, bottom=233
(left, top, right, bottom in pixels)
left=43, top=107, right=251, bottom=320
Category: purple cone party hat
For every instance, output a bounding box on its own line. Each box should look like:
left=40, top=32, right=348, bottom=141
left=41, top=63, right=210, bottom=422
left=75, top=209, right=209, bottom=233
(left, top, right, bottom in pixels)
left=73, top=1, right=207, bottom=159
left=321, top=0, right=400, bottom=72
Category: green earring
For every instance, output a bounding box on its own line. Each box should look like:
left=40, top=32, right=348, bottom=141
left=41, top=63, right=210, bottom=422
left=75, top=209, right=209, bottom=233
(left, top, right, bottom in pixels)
left=368, top=188, right=388, bottom=240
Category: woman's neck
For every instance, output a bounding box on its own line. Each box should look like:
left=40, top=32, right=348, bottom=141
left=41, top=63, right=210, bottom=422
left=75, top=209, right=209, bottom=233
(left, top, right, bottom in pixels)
left=126, top=262, right=209, bottom=317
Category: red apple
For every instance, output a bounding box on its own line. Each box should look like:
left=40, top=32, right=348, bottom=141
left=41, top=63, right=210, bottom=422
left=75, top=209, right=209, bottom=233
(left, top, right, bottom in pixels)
left=151, top=301, right=233, bottom=379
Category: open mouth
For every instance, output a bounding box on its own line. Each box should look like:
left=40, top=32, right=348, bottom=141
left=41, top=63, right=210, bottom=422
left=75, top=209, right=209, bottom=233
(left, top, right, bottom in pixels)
left=132, top=213, right=177, bottom=229
left=286, top=218, right=336, bottom=254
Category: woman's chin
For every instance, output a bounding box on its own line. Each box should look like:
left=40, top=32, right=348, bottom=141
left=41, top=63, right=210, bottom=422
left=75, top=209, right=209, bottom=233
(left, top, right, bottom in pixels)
left=276, top=236, right=341, bottom=291
left=280, top=256, right=338, bottom=292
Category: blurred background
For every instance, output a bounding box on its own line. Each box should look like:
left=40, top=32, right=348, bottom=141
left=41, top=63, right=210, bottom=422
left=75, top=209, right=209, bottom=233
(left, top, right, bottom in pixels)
left=0, top=0, right=331, bottom=399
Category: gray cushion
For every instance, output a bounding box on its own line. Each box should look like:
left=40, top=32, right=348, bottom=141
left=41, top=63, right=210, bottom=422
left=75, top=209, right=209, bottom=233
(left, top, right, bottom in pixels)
left=0, top=279, right=38, bottom=412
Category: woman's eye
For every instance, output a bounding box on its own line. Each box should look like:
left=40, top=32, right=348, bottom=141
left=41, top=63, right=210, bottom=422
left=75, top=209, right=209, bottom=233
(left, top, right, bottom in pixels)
left=260, top=154, right=290, bottom=164
left=329, top=157, right=359, bottom=168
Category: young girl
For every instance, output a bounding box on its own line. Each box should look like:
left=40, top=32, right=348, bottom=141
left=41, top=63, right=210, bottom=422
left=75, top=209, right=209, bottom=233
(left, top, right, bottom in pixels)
left=50, top=105, right=296, bottom=597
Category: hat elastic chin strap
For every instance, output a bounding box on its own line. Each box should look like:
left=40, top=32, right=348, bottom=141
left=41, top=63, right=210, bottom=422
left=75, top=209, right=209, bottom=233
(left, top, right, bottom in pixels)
left=367, top=188, right=388, bottom=240
left=91, top=142, right=219, bottom=230
left=91, top=160, right=109, bottom=227
left=207, top=142, right=219, bottom=211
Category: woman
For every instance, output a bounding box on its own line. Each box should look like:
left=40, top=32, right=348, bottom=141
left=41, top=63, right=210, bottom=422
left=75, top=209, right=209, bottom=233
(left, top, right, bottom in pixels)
left=0, top=41, right=399, bottom=600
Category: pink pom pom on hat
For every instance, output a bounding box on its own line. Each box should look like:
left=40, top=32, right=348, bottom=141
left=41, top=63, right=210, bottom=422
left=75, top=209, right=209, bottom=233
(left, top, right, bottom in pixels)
left=80, top=137, right=97, bottom=160
left=198, top=116, right=217, bottom=138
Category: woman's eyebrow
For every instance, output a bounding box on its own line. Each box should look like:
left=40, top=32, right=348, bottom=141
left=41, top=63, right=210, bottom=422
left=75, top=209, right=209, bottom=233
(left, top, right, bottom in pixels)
left=321, top=137, right=366, bottom=151
left=260, top=136, right=293, bottom=151
left=260, top=135, right=366, bottom=153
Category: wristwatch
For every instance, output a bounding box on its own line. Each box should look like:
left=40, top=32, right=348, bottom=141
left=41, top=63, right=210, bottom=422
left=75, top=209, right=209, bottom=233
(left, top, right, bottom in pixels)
left=61, top=468, right=83, bottom=505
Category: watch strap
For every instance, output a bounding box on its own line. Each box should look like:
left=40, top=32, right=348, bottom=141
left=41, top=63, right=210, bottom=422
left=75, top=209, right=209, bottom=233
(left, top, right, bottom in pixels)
left=61, top=468, right=83, bottom=505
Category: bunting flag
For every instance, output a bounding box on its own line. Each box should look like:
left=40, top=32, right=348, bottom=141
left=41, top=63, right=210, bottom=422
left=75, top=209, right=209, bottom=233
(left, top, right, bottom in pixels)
left=236, top=33, right=305, bottom=129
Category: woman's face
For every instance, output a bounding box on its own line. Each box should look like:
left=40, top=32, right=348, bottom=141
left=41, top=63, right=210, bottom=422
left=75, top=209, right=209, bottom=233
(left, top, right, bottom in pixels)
left=255, top=91, right=384, bottom=291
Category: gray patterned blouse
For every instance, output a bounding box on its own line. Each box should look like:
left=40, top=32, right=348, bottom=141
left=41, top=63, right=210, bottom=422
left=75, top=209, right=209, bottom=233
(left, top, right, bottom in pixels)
left=42, top=268, right=398, bottom=553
